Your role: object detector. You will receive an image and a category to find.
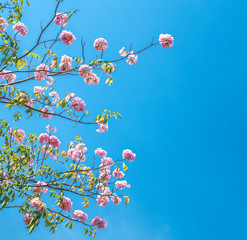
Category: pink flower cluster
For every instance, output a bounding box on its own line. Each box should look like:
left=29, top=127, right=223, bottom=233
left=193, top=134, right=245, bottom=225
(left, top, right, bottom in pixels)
left=38, top=133, right=60, bottom=149
left=113, top=168, right=124, bottom=178
left=58, top=196, right=73, bottom=211
left=14, top=129, right=25, bottom=143
left=49, top=135, right=61, bottom=148
left=94, top=38, right=108, bottom=51
left=54, top=13, right=68, bottom=27
left=101, top=157, right=114, bottom=167
left=34, top=181, right=48, bottom=194
left=49, top=91, right=60, bottom=103
left=71, top=97, right=86, bottom=112
left=115, top=180, right=130, bottom=190
left=23, top=213, right=39, bottom=226
left=96, top=195, right=110, bottom=207
left=68, top=142, right=87, bottom=162
left=127, top=54, right=138, bottom=65
left=59, top=55, right=72, bottom=71
left=119, top=47, right=128, bottom=57
left=0, top=18, right=8, bottom=32
left=111, top=195, right=121, bottom=205
left=30, top=197, right=46, bottom=212
left=41, top=106, right=53, bottom=120
left=99, top=167, right=111, bottom=183
left=0, top=70, right=16, bottom=83
left=73, top=210, right=88, bottom=223
left=96, top=183, right=106, bottom=192
left=35, top=64, right=49, bottom=81
left=159, top=34, right=174, bottom=48
left=95, top=148, right=107, bottom=158
left=12, top=22, right=28, bottom=36
left=60, top=30, right=76, bottom=45
left=23, top=213, right=31, bottom=225
left=33, top=86, right=43, bottom=94
left=91, top=216, right=107, bottom=229
left=79, top=65, right=100, bottom=85
left=79, top=65, right=92, bottom=78
left=122, top=149, right=136, bottom=162
left=96, top=123, right=108, bottom=133
left=84, top=73, right=100, bottom=85
left=18, top=92, right=28, bottom=99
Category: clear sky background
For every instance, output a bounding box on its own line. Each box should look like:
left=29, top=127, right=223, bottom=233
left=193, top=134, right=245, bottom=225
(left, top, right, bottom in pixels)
left=1, top=0, right=247, bottom=239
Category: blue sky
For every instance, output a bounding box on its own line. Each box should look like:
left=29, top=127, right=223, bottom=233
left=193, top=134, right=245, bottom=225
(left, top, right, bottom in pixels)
left=1, top=0, right=247, bottom=239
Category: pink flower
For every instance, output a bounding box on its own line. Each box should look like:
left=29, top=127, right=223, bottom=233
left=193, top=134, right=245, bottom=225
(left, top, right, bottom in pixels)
left=30, top=197, right=46, bottom=212
left=23, top=213, right=39, bottom=226
left=41, top=106, right=53, bottom=119
left=72, top=210, right=88, bottom=223
left=34, top=86, right=43, bottom=93
left=96, top=123, right=108, bottom=133
left=4, top=71, right=16, bottom=83
left=59, top=55, right=72, bottom=71
left=23, top=213, right=31, bottom=225
left=113, top=169, right=125, bottom=178
left=102, top=63, right=115, bottom=73
left=159, top=34, right=174, bottom=48
left=96, top=195, right=110, bottom=207
left=115, top=180, right=130, bottom=190
left=119, top=47, right=128, bottom=57
left=91, top=74, right=100, bottom=85
left=101, top=157, right=114, bottom=167
left=60, top=30, right=76, bottom=45
left=49, top=135, right=61, bottom=149
left=34, top=181, right=48, bottom=194
left=38, top=133, right=50, bottom=145
left=14, top=129, right=25, bottom=143
left=95, top=148, right=107, bottom=158
left=19, top=93, right=28, bottom=99
left=0, top=18, right=8, bottom=32
left=54, top=13, right=68, bottom=27
left=35, top=64, right=49, bottom=81
left=26, top=99, right=33, bottom=107
left=58, top=196, right=73, bottom=211
left=72, top=150, right=86, bottom=162
left=84, top=73, right=100, bottom=85
left=91, top=216, right=107, bottom=229
left=111, top=195, right=121, bottom=205
left=126, top=54, right=138, bottom=65
left=71, top=97, right=86, bottom=112
left=99, top=169, right=111, bottom=183
left=12, top=22, right=28, bottom=36
left=79, top=65, right=92, bottom=78
left=96, top=183, right=106, bottom=192
left=94, top=38, right=108, bottom=51
left=122, top=149, right=136, bottom=162
left=49, top=91, right=60, bottom=103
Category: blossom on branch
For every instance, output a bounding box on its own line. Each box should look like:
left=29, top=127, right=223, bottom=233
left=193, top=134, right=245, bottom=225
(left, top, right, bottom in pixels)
left=159, top=34, right=174, bottom=48
left=94, top=38, right=108, bottom=51
left=60, top=30, right=76, bottom=45
left=54, top=13, right=68, bottom=27
left=12, top=22, right=28, bottom=36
